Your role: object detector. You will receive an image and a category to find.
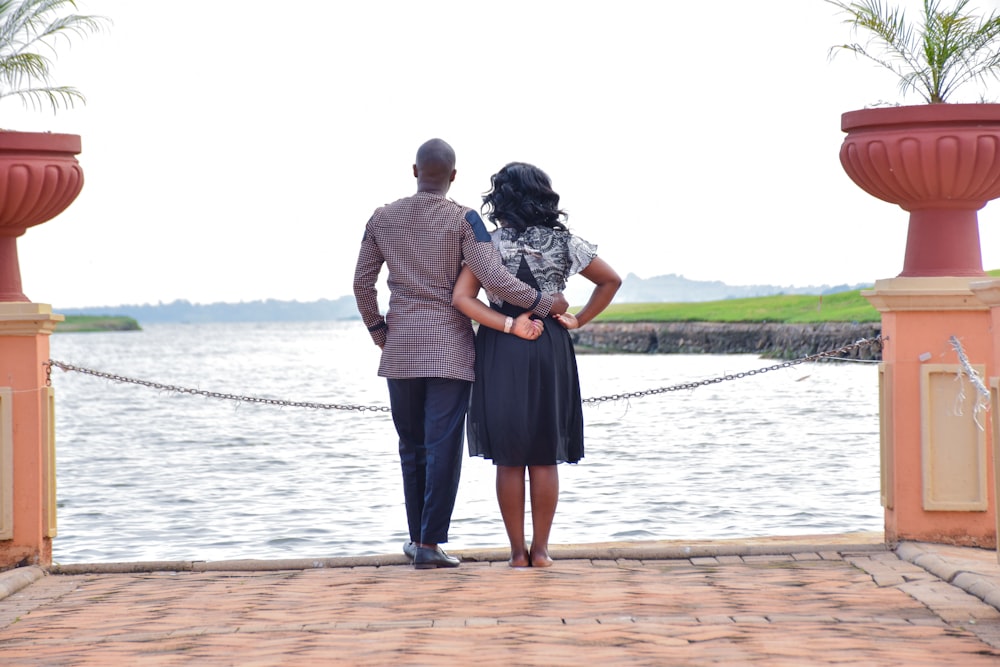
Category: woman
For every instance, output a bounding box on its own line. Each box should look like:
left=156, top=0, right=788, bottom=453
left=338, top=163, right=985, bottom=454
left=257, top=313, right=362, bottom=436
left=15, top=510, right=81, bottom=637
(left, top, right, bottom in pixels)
left=452, top=162, right=621, bottom=568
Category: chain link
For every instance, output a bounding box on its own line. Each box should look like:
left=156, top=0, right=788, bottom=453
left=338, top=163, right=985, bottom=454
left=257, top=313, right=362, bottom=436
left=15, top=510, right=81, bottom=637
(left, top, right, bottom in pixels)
left=45, top=335, right=882, bottom=413
left=44, top=360, right=392, bottom=413
left=581, top=335, right=884, bottom=405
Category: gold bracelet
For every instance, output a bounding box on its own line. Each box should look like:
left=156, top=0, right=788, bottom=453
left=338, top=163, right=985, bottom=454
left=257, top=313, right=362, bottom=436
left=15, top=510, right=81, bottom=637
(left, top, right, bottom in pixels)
left=504, top=316, right=513, bottom=334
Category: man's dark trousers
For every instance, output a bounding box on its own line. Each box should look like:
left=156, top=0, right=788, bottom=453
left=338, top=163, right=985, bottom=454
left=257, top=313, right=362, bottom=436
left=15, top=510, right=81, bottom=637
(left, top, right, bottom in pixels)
left=387, top=377, right=472, bottom=545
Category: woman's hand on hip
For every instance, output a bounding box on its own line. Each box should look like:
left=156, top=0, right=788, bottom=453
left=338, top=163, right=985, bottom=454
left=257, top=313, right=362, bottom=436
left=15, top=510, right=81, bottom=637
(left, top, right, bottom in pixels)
left=553, top=312, right=579, bottom=330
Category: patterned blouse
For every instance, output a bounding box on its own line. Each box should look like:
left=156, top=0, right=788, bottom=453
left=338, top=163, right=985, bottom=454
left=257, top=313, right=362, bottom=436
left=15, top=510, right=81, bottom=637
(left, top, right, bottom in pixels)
left=485, top=226, right=598, bottom=307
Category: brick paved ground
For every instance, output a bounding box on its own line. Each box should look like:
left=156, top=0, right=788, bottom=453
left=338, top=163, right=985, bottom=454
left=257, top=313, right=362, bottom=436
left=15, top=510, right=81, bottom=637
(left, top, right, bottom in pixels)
left=1, top=538, right=1000, bottom=665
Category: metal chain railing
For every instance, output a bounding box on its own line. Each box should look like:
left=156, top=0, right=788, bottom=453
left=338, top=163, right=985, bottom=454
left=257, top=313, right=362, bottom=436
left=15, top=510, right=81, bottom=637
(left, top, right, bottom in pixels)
left=44, top=360, right=392, bottom=413
left=45, top=335, right=883, bottom=413
left=581, top=335, right=883, bottom=404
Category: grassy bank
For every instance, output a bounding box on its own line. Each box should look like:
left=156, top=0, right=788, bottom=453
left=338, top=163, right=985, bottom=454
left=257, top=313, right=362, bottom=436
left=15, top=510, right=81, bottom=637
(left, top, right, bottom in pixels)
left=592, top=289, right=880, bottom=324
left=594, top=270, right=1000, bottom=324
left=58, top=316, right=141, bottom=332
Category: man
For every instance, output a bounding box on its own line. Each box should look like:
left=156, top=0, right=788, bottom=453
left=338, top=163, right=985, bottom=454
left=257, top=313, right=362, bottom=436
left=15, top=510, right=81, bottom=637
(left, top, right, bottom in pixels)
left=353, top=138, right=567, bottom=569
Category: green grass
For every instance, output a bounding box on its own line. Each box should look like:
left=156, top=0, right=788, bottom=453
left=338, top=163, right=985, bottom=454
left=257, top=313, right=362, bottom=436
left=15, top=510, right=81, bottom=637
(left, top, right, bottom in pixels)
left=590, top=289, right=880, bottom=324
left=57, top=315, right=141, bottom=332
left=590, top=270, right=1000, bottom=323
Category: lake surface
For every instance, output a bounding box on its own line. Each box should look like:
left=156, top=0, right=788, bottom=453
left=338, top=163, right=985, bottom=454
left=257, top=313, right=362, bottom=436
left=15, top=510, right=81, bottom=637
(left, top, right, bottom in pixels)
left=47, top=321, right=882, bottom=563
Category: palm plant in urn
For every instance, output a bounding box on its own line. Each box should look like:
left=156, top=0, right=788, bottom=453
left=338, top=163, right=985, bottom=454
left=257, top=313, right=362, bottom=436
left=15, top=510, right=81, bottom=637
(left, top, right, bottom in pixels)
left=0, top=0, right=106, bottom=302
left=827, top=0, right=1000, bottom=276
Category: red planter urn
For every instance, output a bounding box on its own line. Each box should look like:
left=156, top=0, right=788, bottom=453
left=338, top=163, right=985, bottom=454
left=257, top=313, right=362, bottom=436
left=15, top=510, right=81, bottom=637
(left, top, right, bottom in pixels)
left=840, top=104, right=1000, bottom=277
left=0, top=131, right=84, bottom=302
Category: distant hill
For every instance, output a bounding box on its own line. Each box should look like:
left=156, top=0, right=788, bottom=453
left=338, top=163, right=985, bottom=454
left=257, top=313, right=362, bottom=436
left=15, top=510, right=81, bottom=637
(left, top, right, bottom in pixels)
left=557, top=273, right=872, bottom=307
left=56, top=274, right=874, bottom=325
left=57, top=296, right=360, bottom=324
left=585, top=273, right=872, bottom=305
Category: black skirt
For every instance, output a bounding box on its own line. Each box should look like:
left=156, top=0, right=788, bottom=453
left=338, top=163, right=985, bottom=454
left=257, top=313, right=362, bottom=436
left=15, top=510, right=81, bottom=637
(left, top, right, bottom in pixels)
left=466, top=299, right=584, bottom=466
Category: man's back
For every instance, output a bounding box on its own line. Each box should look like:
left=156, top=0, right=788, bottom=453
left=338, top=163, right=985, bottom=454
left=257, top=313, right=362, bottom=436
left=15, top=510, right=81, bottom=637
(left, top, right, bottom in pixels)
left=354, top=191, right=477, bottom=381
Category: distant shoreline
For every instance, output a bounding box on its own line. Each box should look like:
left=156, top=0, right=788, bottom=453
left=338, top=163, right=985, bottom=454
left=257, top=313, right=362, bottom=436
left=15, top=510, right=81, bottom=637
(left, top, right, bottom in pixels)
left=56, top=316, right=881, bottom=361
left=57, top=316, right=141, bottom=332
left=570, top=321, right=882, bottom=360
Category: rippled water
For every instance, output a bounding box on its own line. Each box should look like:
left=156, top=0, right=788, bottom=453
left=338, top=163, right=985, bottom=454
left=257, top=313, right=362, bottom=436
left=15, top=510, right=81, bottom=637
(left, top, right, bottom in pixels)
left=48, top=321, right=881, bottom=563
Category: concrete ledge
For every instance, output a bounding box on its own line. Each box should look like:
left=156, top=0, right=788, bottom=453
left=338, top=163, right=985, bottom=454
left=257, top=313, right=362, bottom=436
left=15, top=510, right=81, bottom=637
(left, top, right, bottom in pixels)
left=901, top=551, right=962, bottom=582
left=46, top=532, right=888, bottom=574
left=954, top=572, right=1000, bottom=602
left=0, top=566, right=45, bottom=598
left=896, top=541, right=1000, bottom=613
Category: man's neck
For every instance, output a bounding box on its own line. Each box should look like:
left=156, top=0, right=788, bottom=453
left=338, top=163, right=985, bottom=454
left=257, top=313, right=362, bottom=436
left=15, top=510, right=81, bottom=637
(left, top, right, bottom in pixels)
left=416, top=179, right=450, bottom=196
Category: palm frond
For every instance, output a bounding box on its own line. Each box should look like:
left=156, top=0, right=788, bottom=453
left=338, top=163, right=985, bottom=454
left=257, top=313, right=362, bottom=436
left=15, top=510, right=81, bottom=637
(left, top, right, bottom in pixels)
left=826, top=0, right=1000, bottom=103
left=0, top=0, right=108, bottom=115
left=0, top=83, right=82, bottom=113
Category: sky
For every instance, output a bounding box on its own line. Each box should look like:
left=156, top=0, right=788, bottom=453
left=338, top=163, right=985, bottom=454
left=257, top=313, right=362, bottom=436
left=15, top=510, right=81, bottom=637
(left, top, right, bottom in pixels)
left=12, top=0, right=1000, bottom=309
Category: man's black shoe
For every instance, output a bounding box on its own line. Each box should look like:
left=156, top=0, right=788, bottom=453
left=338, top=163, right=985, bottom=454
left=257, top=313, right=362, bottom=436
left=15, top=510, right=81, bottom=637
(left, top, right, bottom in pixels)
left=413, top=545, right=460, bottom=569
left=403, top=541, right=416, bottom=560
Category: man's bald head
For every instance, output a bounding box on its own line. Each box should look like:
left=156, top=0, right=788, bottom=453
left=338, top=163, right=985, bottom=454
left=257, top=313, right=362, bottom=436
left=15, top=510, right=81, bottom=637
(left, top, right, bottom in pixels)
left=413, top=139, right=457, bottom=193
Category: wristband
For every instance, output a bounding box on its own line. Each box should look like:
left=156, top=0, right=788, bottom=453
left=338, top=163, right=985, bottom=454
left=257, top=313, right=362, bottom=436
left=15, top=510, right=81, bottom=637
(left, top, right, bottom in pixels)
left=504, top=316, right=513, bottom=334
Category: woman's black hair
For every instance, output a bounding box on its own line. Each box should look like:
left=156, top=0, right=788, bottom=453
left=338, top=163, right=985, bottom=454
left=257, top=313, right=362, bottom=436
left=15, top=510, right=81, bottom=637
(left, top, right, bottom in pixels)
left=481, top=162, right=568, bottom=233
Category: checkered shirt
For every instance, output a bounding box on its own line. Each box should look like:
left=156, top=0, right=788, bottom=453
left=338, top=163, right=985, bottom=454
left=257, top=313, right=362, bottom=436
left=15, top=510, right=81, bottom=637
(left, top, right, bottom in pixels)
left=353, top=191, right=554, bottom=381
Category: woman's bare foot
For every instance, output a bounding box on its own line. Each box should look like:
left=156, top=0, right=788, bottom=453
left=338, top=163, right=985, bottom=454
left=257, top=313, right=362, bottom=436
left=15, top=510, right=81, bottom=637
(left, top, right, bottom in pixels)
left=508, top=550, right=530, bottom=568
left=529, top=549, right=553, bottom=568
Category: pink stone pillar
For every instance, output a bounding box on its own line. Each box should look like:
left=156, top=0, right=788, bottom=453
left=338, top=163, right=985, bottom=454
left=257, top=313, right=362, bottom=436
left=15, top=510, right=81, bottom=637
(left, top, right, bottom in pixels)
left=841, top=105, right=1000, bottom=548
left=968, top=279, right=1000, bottom=559
left=864, top=278, right=996, bottom=547
left=0, top=303, right=61, bottom=568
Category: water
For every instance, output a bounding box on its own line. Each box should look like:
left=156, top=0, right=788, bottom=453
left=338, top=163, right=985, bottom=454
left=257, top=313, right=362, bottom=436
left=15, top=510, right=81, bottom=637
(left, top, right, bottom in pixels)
left=48, top=321, right=882, bottom=563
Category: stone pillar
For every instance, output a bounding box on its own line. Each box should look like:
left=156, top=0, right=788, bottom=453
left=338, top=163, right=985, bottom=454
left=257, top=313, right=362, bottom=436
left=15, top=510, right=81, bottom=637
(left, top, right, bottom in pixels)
left=0, top=303, right=61, bottom=568
left=968, top=279, right=1000, bottom=560
left=864, top=277, right=995, bottom=547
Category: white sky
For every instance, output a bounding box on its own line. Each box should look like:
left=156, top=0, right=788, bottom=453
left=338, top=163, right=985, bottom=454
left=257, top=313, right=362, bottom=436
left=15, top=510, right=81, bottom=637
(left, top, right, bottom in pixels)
left=12, top=0, right=1000, bottom=309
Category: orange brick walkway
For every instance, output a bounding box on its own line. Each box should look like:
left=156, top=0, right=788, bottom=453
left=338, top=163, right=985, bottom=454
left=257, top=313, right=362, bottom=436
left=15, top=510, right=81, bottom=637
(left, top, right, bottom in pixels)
left=2, top=536, right=1000, bottom=665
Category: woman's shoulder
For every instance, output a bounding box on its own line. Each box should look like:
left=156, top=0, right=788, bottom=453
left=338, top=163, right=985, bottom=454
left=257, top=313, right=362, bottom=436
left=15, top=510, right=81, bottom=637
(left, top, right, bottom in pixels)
left=494, top=225, right=585, bottom=248
left=524, top=225, right=574, bottom=240
left=490, top=226, right=514, bottom=242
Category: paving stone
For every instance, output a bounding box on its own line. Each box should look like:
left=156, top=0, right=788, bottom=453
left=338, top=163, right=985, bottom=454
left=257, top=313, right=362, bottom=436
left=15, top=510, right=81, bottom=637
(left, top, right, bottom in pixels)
left=716, top=555, right=744, bottom=565
left=689, top=557, right=718, bottom=566
left=873, top=573, right=907, bottom=586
